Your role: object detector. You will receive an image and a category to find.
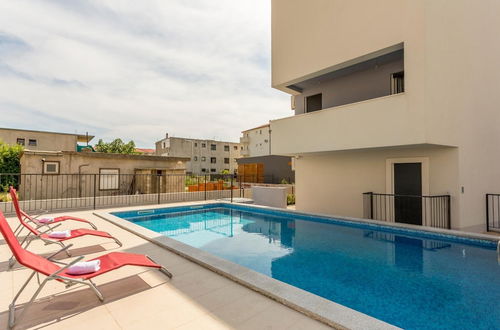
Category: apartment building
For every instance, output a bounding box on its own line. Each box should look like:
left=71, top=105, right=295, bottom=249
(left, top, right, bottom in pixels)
left=0, top=127, right=93, bottom=152
left=155, top=134, right=241, bottom=174
left=240, top=124, right=271, bottom=157
left=270, top=0, right=500, bottom=232
left=238, top=123, right=294, bottom=183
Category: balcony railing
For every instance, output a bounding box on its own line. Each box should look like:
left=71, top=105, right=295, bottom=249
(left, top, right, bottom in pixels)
left=485, top=194, right=500, bottom=232
left=363, top=192, right=451, bottom=229
left=240, top=136, right=250, bottom=144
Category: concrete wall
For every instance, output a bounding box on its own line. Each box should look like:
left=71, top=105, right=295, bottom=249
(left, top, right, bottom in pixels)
left=0, top=128, right=79, bottom=151
left=294, top=146, right=463, bottom=229
left=156, top=137, right=241, bottom=174
left=19, top=151, right=188, bottom=200
left=294, top=57, right=403, bottom=115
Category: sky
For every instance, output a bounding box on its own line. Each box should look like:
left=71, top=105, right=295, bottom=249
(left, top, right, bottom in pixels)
left=0, top=0, right=290, bottom=147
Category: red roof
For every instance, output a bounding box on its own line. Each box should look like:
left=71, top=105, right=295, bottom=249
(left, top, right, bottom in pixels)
left=135, top=148, right=155, bottom=154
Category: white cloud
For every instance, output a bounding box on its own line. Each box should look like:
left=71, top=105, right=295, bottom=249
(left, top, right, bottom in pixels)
left=0, top=0, right=290, bottom=147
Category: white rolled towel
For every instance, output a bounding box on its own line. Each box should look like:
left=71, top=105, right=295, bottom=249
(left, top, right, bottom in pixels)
left=38, top=217, right=55, bottom=224
left=48, top=230, right=71, bottom=238
left=66, top=260, right=101, bottom=275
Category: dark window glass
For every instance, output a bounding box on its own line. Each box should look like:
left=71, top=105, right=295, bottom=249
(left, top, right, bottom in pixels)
left=306, top=93, right=322, bottom=113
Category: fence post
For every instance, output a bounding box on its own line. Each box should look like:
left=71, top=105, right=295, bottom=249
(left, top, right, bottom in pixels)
left=157, top=174, right=161, bottom=204
left=369, top=192, right=374, bottom=219
left=204, top=175, right=207, bottom=201
left=486, top=194, right=489, bottom=232
left=230, top=174, right=234, bottom=203
left=447, top=195, right=451, bottom=229
left=93, top=174, right=97, bottom=210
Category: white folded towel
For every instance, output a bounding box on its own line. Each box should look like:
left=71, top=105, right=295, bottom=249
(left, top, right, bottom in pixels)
left=66, top=260, right=101, bottom=275
left=48, top=230, right=71, bottom=238
left=38, top=217, right=55, bottom=224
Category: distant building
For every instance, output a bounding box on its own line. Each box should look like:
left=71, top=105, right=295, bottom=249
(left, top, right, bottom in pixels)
left=155, top=134, right=241, bottom=175
left=240, top=124, right=271, bottom=157
left=0, top=127, right=94, bottom=152
left=237, top=123, right=294, bottom=184
left=135, top=148, right=156, bottom=155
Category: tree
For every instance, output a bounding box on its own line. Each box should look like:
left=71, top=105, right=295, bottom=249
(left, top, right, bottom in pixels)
left=94, top=138, right=138, bottom=154
left=0, top=140, right=23, bottom=191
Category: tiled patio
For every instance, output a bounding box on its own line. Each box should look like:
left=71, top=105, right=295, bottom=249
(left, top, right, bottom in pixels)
left=0, top=204, right=331, bottom=330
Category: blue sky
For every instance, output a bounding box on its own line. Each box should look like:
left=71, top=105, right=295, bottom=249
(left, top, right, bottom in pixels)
left=0, top=0, right=290, bottom=147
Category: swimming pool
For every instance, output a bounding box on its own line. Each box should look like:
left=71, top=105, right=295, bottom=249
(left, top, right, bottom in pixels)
left=112, top=203, right=500, bottom=329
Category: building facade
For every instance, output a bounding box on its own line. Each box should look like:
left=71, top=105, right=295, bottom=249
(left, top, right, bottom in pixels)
left=240, top=124, right=271, bottom=157
left=238, top=123, right=294, bottom=183
left=155, top=134, right=241, bottom=175
left=0, top=127, right=93, bottom=152
left=270, top=0, right=500, bottom=232
left=20, top=150, right=188, bottom=199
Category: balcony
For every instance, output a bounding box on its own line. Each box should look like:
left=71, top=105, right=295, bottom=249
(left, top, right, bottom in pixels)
left=240, top=149, right=250, bottom=156
left=270, top=93, right=426, bottom=155
left=240, top=136, right=250, bottom=144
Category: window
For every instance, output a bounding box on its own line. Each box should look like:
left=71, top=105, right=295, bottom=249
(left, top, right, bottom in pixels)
left=264, top=139, right=268, bottom=143
left=43, top=161, right=59, bottom=174
left=193, top=156, right=198, bottom=161
left=259, top=130, right=262, bottom=134
left=201, top=168, right=207, bottom=173
left=201, top=156, right=206, bottom=161
left=241, top=146, right=243, bottom=150
left=306, top=93, right=322, bottom=113
left=194, top=142, right=198, bottom=147
left=210, top=157, right=216, bottom=164
left=234, top=146, right=238, bottom=150
left=391, top=71, right=405, bottom=94
left=99, top=169, right=119, bottom=190
left=224, top=158, right=229, bottom=164
left=28, top=139, right=37, bottom=146
left=210, top=168, right=216, bottom=173
left=16, top=138, right=25, bottom=146
left=224, top=145, right=229, bottom=152
left=211, top=144, right=216, bottom=151
left=202, top=143, right=206, bottom=148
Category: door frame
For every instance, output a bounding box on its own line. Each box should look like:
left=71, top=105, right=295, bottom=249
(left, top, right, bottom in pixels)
left=385, top=157, right=430, bottom=225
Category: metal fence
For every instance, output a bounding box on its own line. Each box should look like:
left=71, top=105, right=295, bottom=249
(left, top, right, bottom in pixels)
left=485, top=194, right=500, bottom=232
left=363, top=192, right=451, bottom=229
left=236, top=174, right=294, bottom=185
left=0, top=173, right=251, bottom=214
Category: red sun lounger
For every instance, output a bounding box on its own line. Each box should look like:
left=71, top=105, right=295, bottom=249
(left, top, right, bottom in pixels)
left=9, top=187, right=98, bottom=236
left=8, top=209, right=122, bottom=267
left=0, top=211, right=172, bottom=328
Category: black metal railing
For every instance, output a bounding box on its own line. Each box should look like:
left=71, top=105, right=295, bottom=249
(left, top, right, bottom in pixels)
left=485, top=194, right=500, bottom=232
left=0, top=173, right=245, bottom=214
left=363, top=192, right=451, bottom=229
left=0, top=173, right=294, bottom=214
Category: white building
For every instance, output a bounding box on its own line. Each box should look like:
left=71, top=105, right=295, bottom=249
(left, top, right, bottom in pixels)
left=155, top=134, right=241, bottom=175
left=240, top=124, right=271, bottom=157
left=270, top=0, right=500, bottom=232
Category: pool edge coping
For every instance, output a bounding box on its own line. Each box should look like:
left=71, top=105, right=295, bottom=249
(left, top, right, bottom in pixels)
left=94, top=202, right=400, bottom=330
left=94, top=200, right=500, bottom=330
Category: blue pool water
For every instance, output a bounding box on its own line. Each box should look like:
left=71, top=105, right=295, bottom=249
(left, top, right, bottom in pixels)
left=113, top=204, right=500, bottom=329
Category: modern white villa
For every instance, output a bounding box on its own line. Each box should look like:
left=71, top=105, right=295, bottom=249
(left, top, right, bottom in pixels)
left=270, top=0, right=500, bottom=233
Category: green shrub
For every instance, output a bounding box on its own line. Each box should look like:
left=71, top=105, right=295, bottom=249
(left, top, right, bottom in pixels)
left=287, top=193, right=295, bottom=205
left=0, top=140, right=23, bottom=191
